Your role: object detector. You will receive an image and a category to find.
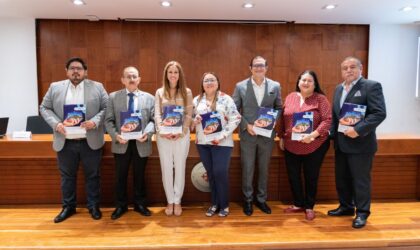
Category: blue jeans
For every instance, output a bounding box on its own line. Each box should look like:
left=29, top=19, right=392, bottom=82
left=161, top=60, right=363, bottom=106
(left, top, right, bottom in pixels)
left=196, top=144, right=232, bottom=209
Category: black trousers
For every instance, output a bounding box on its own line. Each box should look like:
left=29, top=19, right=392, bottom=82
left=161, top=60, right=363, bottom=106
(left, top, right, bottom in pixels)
left=114, top=140, right=148, bottom=208
left=57, top=139, right=102, bottom=209
left=334, top=148, right=373, bottom=216
left=284, top=140, right=330, bottom=209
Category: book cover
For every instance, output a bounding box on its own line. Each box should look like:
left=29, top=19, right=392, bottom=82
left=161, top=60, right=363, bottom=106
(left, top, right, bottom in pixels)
left=291, top=111, right=313, bottom=141
left=120, top=110, right=142, bottom=140
left=160, top=105, right=184, bottom=134
left=253, top=107, right=278, bottom=138
left=338, top=102, right=367, bottom=133
left=200, top=111, right=223, bottom=142
left=63, top=104, right=86, bottom=138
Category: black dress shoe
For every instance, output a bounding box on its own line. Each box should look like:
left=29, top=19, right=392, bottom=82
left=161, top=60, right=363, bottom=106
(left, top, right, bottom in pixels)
left=327, top=207, right=355, bottom=216
left=89, top=206, right=102, bottom=220
left=352, top=215, right=367, bottom=229
left=134, top=204, right=151, bottom=216
left=243, top=201, right=253, bottom=216
left=255, top=201, right=272, bottom=214
left=54, top=207, right=76, bottom=223
left=111, top=206, right=128, bottom=220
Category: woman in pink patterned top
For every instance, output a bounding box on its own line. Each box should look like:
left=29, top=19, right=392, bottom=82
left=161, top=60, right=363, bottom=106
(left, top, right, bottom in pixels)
left=278, top=70, right=332, bottom=221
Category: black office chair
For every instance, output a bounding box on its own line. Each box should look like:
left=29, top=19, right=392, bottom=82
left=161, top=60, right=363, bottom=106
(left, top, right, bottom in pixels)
left=26, top=115, right=53, bottom=134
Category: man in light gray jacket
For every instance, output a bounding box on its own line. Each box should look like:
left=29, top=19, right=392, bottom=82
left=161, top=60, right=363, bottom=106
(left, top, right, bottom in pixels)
left=233, top=56, right=282, bottom=216
left=40, top=57, right=108, bottom=223
left=105, top=66, right=155, bottom=220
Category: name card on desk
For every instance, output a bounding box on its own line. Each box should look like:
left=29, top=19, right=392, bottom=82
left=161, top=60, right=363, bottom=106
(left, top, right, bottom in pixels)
left=12, top=131, right=32, bottom=139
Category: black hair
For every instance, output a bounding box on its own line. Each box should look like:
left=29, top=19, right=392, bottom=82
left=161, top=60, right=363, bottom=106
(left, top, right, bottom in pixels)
left=66, top=57, right=87, bottom=70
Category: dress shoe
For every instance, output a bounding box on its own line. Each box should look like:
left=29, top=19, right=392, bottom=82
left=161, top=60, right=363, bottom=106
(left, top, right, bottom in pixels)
left=243, top=201, right=253, bottom=216
left=284, top=205, right=305, bottom=213
left=352, top=215, right=368, bottom=229
left=327, top=207, right=355, bottom=216
left=134, top=204, right=151, bottom=216
left=174, top=204, right=182, bottom=216
left=89, top=206, right=102, bottom=220
left=54, top=207, right=76, bottom=223
left=305, top=209, right=316, bottom=221
left=255, top=201, right=272, bottom=214
left=111, top=206, right=128, bottom=220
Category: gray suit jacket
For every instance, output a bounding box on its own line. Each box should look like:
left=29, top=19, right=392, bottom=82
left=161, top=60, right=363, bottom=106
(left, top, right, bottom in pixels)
left=331, top=77, right=386, bottom=154
left=40, top=79, right=109, bottom=152
left=232, top=77, right=282, bottom=142
left=105, top=89, right=155, bottom=157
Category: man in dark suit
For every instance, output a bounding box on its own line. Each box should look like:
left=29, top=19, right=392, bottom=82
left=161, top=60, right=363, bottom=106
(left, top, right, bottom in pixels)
left=232, top=56, right=282, bottom=216
left=328, top=56, right=386, bottom=229
left=40, top=57, right=109, bottom=223
left=104, top=66, right=155, bottom=220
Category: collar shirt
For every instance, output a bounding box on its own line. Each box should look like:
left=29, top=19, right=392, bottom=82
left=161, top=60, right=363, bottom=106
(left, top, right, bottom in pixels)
left=340, top=76, right=361, bottom=108
left=125, top=89, right=140, bottom=112
left=251, top=77, right=266, bottom=107
left=65, top=80, right=84, bottom=105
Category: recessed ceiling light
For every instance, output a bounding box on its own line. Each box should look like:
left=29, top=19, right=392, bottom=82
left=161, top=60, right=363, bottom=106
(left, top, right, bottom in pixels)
left=400, top=6, right=415, bottom=12
left=71, top=0, right=86, bottom=5
left=243, top=3, right=255, bottom=9
left=161, top=1, right=172, bottom=7
left=322, top=4, right=337, bottom=10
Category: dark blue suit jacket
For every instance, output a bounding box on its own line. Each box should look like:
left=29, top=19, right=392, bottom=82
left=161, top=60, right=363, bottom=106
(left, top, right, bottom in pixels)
left=331, top=77, right=386, bottom=154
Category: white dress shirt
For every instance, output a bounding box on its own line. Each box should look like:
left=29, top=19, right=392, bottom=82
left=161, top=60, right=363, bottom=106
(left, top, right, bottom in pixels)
left=251, top=77, right=266, bottom=106
left=65, top=80, right=84, bottom=105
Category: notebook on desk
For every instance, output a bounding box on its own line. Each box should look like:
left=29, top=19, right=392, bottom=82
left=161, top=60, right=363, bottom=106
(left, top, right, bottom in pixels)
left=0, top=117, right=9, bottom=138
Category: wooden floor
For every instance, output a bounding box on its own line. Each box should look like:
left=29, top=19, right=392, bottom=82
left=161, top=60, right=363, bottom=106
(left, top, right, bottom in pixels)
left=1, top=201, right=420, bottom=250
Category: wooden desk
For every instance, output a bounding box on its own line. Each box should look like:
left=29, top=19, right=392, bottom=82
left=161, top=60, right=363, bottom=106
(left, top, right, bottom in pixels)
left=0, top=134, right=419, bottom=204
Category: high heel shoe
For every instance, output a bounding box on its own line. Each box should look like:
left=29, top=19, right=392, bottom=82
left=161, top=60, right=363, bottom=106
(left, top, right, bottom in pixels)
left=165, top=204, right=174, bottom=216
left=174, top=204, right=182, bottom=216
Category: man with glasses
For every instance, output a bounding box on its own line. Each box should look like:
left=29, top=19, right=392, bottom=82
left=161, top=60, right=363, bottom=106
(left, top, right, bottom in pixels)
left=40, top=57, right=109, bottom=223
left=104, top=66, right=155, bottom=220
left=232, top=56, right=282, bottom=216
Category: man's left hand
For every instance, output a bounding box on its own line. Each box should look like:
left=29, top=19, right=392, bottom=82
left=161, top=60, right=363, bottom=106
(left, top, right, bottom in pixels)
left=80, top=120, right=96, bottom=130
left=344, top=127, right=359, bottom=138
left=137, top=133, right=148, bottom=142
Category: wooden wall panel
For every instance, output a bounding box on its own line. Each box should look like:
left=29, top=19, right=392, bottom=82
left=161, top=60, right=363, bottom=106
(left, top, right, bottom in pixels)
left=36, top=20, right=368, bottom=104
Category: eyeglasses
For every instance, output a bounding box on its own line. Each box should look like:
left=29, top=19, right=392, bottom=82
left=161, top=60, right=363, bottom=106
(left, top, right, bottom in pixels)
left=252, top=63, right=266, bottom=68
left=68, top=66, right=85, bottom=71
left=124, top=75, right=139, bottom=80
left=203, top=78, right=217, bottom=84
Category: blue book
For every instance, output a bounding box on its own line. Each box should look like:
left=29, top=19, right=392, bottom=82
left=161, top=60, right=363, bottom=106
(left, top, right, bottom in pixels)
left=291, top=111, right=313, bottom=141
left=253, top=107, right=278, bottom=138
left=338, top=102, right=367, bottom=133
left=200, top=111, right=223, bottom=142
left=160, top=105, right=184, bottom=134
left=63, top=104, right=86, bottom=138
left=120, top=110, right=142, bottom=140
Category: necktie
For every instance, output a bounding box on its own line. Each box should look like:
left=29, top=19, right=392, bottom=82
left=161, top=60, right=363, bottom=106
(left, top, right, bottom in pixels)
left=128, top=92, right=135, bottom=113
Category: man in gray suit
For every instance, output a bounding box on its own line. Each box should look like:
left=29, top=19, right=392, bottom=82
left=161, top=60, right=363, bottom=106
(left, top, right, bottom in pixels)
left=105, top=66, right=155, bottom=220
left=233, top=56, right=282, bottom=216
left=328, top=57, right=386, bottom=229
left=40, top=57, right=108, bottom=223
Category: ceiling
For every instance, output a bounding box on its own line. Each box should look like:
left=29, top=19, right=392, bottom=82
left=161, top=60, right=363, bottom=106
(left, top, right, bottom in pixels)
left=0, top=0, right=420, bottom=24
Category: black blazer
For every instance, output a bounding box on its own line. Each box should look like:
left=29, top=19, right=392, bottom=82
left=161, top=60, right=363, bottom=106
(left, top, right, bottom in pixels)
left=331, top=77, right=386, bottom=154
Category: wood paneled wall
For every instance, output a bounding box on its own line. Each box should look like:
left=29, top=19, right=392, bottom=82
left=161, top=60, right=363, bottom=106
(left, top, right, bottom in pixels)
left=36, top=20, right=368, bottom=102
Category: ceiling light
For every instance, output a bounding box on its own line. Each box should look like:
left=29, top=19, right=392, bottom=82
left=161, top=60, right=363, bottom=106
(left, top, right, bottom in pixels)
left=323, top=4, right=337, bottom=10
left=161, top=1, right=172, bottom=7
left=72, top=0, right=86, bottom=5
left=243, top=3, right=255, bottom=9
left=400, top=6, right=415, bottom=12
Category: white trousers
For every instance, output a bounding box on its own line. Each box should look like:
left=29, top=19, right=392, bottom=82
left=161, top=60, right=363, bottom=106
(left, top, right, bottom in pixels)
left=156, top=132, right=190, bottom=204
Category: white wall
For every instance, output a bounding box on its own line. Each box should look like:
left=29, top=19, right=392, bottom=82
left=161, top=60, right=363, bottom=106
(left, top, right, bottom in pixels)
left=0, top=18, right=38, bottom=133
left=369, top=24, right=420, bottom=134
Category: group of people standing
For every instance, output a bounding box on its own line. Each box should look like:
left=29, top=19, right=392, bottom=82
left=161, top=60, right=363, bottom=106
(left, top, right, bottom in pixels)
left=40, top=55, right=386, bottom=229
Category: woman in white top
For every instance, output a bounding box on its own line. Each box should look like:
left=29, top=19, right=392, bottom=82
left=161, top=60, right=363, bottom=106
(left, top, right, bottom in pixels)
left=192, top=72, right=241, bottom=217
left=155, top=61, right=193, bottom=216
